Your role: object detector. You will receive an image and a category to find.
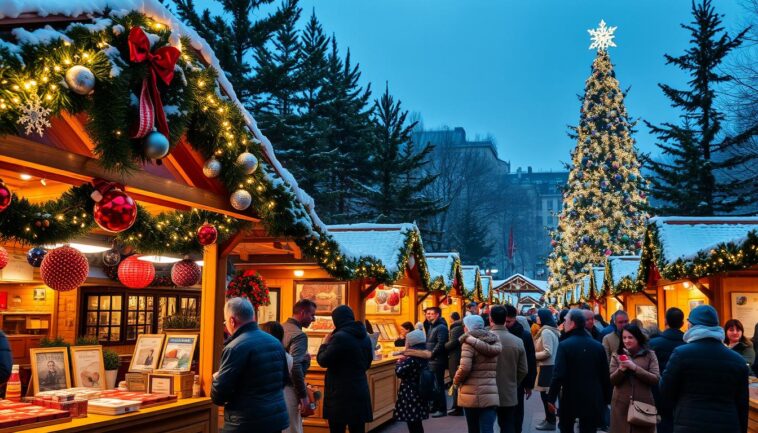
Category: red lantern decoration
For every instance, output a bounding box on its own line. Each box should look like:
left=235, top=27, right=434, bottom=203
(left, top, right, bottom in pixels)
left=197, top=223, right=218, bottom=246
left=171, top=259, right=201, bottom=287
left=387, top=291, right=400, bottom=307
left=40, top=246, right=89, bottom=291
left=0, top=246, right=8, bottom=270
left=0, top=181, right=11, bottom=213
left=118, top=256, right=155, bottom=289
left=91, top=180, right=138, bottom=233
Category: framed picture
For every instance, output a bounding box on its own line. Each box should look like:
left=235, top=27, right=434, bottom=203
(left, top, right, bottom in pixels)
left=689, top=299, right=706, bottom=310
left=295, top=281, right=346, bottom=315
left=635, top=305, right=658, bottom=329
left=257, top=287, right=280, bottom=323
left=306, top=335, right=323, bottom=358
left=129, top=334, right=165, bottom=372
left=70, top=345, right=106, bottom=390
left=302, top=316, right=336, bottom=334
left=33, top=288, right=46, bottom=301
left=158, top=334, right=198, bottom=372
left=148, top=374, right=175, bottom=395
left=365, top=285, right=403, bottom=315
left=30, top=347, right=71, bottom=395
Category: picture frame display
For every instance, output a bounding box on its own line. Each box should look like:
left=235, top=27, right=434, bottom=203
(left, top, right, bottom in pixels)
left=302, top=315, right=336, bottom=334
left=30, top=347, right=71, bottom=395
left=158, top=334, right=198, bottom=372
left=257, top=287, right=280, bottom=324
left=365, top=285, right=403, bottom=315
left=70, top=345, right=107, bottom=390
left=129, top=334, right=165, bottom=372
left=295, top=281, right=346, bottom=315
left=148, top=374, right=175, bottom=395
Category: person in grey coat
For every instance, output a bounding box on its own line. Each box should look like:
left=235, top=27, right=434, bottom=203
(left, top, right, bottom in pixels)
left=283, top=299, right=317, bottom=417
left=212, top=298, right=289, bottom=433
left=445, top=312, right=465, bottom=416
left=490, top=306, right=528, bottom=433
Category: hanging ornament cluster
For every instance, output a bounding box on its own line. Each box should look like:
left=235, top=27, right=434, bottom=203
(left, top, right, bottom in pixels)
left=0, top=246, right=8, bottom=270
left=26, top=247, right=47, bottom=267
left=102, top=248, right=121, bottom=267
left=117, top=256, right=155, bottom=289
left=236, top=152, right=258, bottom=175
left=374, top=290, right=389, bottom=305
left=197, top=223, right=218, bottom=246
left=203, top=158, right=221, bottom=178
left=171, top=258, right=201, bottom=287
left=64, top=65, right=96, bottom=95
left=0, top=181, right=11, bottom=213
left=40, top=246, right=89, bottom=291
left=230, top=189, right=252, bottom=211
left=91, top=179, right=138, bottom=233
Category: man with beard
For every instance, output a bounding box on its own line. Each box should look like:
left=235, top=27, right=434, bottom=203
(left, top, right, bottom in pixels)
left=283, top=299, right=318, bottom=423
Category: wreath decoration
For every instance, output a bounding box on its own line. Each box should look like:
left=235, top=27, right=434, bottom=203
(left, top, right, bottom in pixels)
left=226, top=270, right=270, bottom=309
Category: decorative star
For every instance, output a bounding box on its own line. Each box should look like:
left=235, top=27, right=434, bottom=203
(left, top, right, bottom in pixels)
left=588, top=20, right=617, bottom=51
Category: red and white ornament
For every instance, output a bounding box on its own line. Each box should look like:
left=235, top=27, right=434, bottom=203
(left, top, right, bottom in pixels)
left=387, top=291, right=400, bottom=307
left=374, top=290, right=389, bottom=305
left=40, top=246, right=89, bottom=291
left=171, top=258, right=201, bottom=287
left=117, top=256, right=155, bottom=289
left=0, top=246, right=8, bottom=270
left=91, top=179, right=138, bottom=233
left=0, top=181, right=11, bottom=213
left=197, top=223, right=218, bottom=246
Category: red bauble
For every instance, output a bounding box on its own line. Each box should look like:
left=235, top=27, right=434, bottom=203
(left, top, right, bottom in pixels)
left=171, top=259, right=201, bottom=287
left=40, top=246, right=89, bottom=291
left=93, top=187, right=138, bottom=233
left=387, top=291, right=400, bottom=307
left=0, top=182, right=11, bottom=213
left=197, top=223, right=218, bottom=246
left=0, top=246, right=8, bottom=270
left=118, top=256, right=155, bottom=289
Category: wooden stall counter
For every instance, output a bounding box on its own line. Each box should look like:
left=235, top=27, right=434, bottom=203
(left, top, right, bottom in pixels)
left=749, top=398, right=758, bottom=433
left=304, top=356, right=399, bottom=433
left=20, top=397, right=215, bottom=433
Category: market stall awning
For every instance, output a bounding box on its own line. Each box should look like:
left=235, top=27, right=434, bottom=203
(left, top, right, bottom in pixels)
left=425, top=252, right=463, bottom=294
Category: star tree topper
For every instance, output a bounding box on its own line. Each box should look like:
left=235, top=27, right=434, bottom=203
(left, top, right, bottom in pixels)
left=588, top=20, right=617, bottom=51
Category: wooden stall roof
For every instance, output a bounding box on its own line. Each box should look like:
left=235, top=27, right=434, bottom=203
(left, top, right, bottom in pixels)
left=461, top=265, right=482, bottom=302
left=603, top=255, right=642, bottom=295
left=425, top=252, right=463, bottom=294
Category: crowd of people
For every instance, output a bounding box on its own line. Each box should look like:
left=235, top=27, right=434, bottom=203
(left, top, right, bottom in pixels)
left=209, top=296, right=753, bottom=433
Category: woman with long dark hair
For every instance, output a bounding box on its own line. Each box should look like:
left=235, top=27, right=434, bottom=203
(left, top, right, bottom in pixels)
left=609, top=324, right=659, bottom=433
left=724, top=318, right=756, bottom=367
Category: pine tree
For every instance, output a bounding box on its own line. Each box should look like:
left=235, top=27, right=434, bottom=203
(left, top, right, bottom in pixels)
left=547, top=42, right=648, bottom=292
left=451, top=207, right=494, bottom=268
left=317, top=38, right=375, bottom=222
left=357, top=84, right=445, bottom=224
left=646, top=0, right=756, bottom=215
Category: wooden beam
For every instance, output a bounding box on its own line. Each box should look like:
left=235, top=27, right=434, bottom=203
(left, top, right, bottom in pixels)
left=198, top=242, right=222, bottom=428
left=0, top=135, right=260, bottom=221
left=641, top=291, right=657, bottom=306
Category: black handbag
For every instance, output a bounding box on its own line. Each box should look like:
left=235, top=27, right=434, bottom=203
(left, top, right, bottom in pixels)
left=537, top=365, right=554, bottom=388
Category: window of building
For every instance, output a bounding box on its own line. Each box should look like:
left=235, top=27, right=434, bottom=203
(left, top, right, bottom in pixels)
left=80, top=288, right=200, bottom=345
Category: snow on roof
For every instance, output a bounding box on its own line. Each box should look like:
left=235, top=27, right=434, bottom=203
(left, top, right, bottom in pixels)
left=481, top=275, right=492, bottom=300
left=650, top=217, right=758, bottom=263
left=327, top=223, right=419, bottom=274
left=492, top=279, right=506, bottom=287
left=592, top=267, right=605, bottom=291
left=425, top=252, right=459, bottom=288
left=0, top=0, right=328, bottom=236
left=607, top=256, right=641, bottom=286
left=495, top=273, right=548, bottom=293
left=461, top=265, right=480, bottom=293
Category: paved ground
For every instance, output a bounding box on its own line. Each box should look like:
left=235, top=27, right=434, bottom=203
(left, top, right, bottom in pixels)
left=375, top=392, right=552, bottom=433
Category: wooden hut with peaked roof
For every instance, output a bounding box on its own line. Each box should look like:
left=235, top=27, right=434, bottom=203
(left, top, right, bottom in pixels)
left=425, top=252, right=464, bottom=320
left=493, top=273, right=547, bottom=312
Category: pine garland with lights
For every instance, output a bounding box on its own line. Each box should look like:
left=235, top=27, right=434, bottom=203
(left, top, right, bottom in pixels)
left=547, top=48, right=648, bottom=297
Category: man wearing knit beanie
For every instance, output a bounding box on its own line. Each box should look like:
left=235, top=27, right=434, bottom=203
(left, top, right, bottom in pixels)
left=660, top=305, right=749, bottom=433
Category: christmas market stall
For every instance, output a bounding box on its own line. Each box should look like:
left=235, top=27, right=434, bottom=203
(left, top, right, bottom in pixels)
left=590, top=266, right=607, bottom=318
left=492, top=274, right=547, bottom=313
left=461, top=265, right=482, bottom=308
left=638, top=217, right=758, bottom=332
left=480, top=275, right=493, bottom=305
left=601, top=256, right=657, bottom=327
left=425, top=252, right=464, bottom=321
left=0, top=1, right=359, bottom=431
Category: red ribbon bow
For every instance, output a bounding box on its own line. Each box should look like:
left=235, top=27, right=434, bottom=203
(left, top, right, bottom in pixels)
left=128, top=27, right=181, bottom=139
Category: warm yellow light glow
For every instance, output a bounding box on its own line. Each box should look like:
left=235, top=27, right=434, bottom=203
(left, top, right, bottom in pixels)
left=293, top=270, right=305, bottom=277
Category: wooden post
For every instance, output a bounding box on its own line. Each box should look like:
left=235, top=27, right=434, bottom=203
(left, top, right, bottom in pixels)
left=199, top=244, right=223, bottom=409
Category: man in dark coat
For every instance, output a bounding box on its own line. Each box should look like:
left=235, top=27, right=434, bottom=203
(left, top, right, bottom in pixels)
left=212, top=298, right=289, bottom=433
left=0, top=331, right=10, bottom=384
left=283, top=299, right=317, bottom=418
left=547, top=309, right=611, bottom=433
left=444, top=312, right=464, bottom=416
left=317, top=305, right=374, bottom=433
left=660, top=305, right=749, bottom=433
left=424, top=306, right=449, bottom=417
left=582, top=309, right=603, bottom=343
left=505, top=305, right=537, bottom=433
left=649, top=307, right=685, bottom=433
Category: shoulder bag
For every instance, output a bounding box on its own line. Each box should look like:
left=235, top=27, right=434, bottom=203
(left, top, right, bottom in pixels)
left=626, top=359, right=659, bottom=427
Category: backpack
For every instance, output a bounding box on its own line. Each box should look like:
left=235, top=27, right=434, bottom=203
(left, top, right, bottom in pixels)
left=417, top=365, right=438, bottom=402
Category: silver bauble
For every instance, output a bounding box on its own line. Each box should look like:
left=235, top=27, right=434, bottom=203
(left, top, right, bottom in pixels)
left=144, top=130, right=170, bottom=159
left=65, top=65, right=96, bottom=95
left=236, top=152, right=258, bottom=175
left=203, top=157, right=222, bottom=178
left=102, top=248, right=121, bottom=267
left=230, top=189, right=252, bottom=211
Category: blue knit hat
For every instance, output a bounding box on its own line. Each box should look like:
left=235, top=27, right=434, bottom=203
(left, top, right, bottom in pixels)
left=688, top=305, right=719, bottom=327
left=463, top=314, right=485, bottom=331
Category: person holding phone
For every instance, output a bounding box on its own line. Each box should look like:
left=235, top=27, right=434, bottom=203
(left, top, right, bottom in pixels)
left=609, top=324, right=660, bottom=433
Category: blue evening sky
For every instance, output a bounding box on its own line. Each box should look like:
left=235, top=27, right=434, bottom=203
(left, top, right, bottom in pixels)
left=197, top=0, right=749, bottom=171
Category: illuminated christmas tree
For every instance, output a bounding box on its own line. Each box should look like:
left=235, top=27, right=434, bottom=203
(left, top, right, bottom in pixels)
left=547, top=21, right=648, bottom=292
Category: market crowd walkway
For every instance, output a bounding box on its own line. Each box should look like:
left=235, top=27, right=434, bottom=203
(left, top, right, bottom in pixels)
left=375, top=393, right=608, bottom=433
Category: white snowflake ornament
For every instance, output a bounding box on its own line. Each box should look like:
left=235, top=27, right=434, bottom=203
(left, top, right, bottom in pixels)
left=588, top=20, right=617, bottom=51
left=17, top=94, right=52, bottom=137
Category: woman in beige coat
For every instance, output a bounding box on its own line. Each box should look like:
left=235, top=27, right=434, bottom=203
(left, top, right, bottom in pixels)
left=609, top=324, right=660, bottom=433
left=453, top=314, right=502, bottom=433
left=534, top=309, right=560, bottom=431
